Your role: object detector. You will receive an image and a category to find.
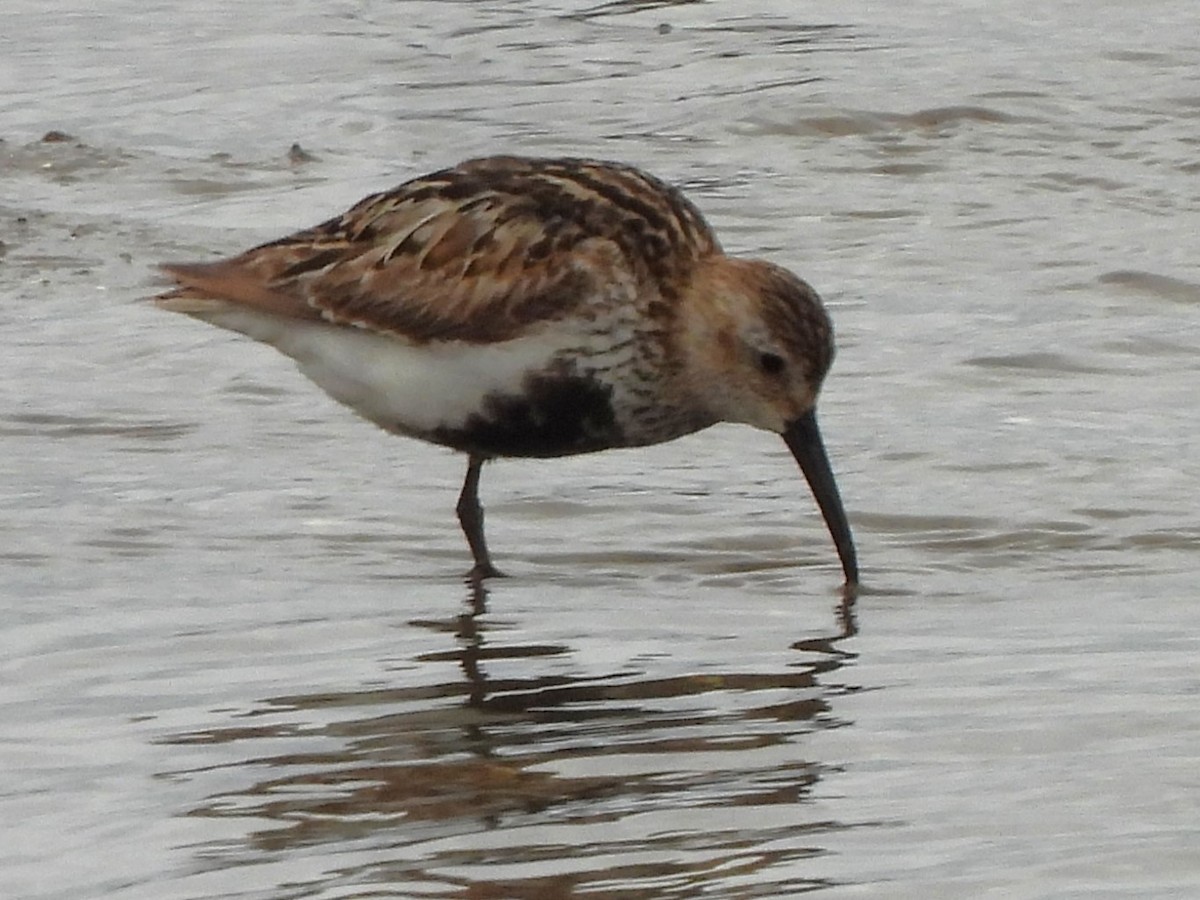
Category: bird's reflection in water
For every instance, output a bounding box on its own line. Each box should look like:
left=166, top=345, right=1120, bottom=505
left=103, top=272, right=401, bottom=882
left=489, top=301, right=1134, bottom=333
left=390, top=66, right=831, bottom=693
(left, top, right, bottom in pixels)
left=165, top=580, right=862, bottom=897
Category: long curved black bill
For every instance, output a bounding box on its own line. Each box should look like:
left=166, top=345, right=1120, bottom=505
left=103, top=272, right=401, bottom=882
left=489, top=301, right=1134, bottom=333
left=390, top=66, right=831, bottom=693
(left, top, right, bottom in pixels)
left=783, top=410, right=859, bottom=586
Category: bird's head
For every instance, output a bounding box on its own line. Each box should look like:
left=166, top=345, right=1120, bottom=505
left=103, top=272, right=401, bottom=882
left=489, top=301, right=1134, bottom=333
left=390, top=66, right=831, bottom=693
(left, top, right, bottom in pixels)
left=679, top=257, right=858, bottom=586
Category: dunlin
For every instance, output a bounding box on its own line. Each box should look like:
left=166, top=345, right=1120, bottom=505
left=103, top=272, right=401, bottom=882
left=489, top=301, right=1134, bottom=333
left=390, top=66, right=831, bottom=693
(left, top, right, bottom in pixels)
left=157, top=156, right=858, bottom=584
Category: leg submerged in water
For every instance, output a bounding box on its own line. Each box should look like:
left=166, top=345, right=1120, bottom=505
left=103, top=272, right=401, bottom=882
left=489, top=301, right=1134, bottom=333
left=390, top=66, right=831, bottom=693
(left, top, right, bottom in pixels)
left=456, top=454, right=504, bottom=580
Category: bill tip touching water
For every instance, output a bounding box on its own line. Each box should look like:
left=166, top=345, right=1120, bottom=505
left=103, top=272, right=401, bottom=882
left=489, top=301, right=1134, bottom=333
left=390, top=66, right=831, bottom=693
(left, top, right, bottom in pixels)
left=155, top=155, right=858, bottom=586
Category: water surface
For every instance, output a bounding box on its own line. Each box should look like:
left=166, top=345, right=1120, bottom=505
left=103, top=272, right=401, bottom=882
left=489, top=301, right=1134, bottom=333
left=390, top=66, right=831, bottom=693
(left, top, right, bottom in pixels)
left=3, top=1, right=1199, bottom=897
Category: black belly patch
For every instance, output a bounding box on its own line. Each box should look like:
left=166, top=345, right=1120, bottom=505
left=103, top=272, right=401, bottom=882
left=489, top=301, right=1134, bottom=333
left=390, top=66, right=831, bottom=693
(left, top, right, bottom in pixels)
left=431, top=373, right=622, bottom=458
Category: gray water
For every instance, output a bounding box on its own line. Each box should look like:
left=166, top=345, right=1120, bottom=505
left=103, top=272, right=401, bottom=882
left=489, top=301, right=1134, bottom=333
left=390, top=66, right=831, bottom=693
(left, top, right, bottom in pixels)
left=3, top=1, right=1199, bottom=897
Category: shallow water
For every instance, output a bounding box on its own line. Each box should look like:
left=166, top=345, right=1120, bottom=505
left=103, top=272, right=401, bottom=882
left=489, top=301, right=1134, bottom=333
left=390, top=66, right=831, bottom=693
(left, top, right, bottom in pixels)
left=3, top=1, right=1199, bottom=898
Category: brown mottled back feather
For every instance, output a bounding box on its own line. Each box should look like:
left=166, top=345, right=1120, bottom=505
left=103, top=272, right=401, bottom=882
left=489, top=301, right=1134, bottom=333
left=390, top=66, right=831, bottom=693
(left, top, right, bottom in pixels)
left=161, top=156, right=722, bottom=344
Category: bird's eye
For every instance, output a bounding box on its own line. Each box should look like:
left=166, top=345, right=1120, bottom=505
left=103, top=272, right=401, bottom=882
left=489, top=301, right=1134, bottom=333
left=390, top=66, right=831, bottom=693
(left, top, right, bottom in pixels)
left=757, top=352, right=786, bottom=376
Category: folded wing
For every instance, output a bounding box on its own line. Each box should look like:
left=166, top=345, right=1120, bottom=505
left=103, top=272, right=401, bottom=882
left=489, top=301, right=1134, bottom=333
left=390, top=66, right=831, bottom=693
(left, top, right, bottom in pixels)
left=159, top=156, right=722, bottom=346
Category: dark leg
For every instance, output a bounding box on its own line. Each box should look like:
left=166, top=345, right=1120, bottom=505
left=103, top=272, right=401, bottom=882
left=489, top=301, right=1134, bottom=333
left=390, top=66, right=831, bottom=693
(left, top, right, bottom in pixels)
left=456, top=454, right=504, bottom=580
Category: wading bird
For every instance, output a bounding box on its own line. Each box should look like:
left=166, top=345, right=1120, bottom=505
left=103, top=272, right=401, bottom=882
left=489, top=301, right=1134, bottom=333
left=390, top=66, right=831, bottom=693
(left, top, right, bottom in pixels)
left=157, top=156, right=858, bottom=585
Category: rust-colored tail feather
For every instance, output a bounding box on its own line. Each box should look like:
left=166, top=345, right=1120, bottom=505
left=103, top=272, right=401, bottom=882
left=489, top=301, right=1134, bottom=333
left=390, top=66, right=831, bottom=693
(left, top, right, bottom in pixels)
left=156, top=261, right=322, bottom=321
